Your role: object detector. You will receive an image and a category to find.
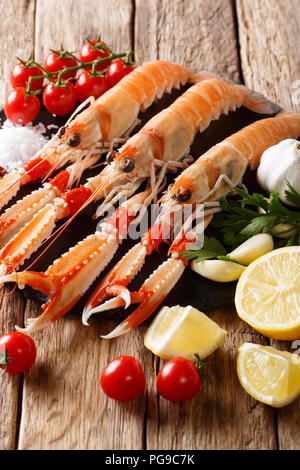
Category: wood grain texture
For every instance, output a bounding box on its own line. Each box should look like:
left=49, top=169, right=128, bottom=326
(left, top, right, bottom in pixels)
left=0, top=0, right=35, bottom=450
left=135, top=0, right=277, bottom=450
left=0, top=0, right=36, bottom=104
left=18, top=308, right=147, bottom=450
left=134, top=0, right=240, bottom=80
left=237, top=0, right=300, bottom=450
left=0, top=289, right=24, bottom=450
left=236, top=0, right=300, bottom=111
left=34, top=0, right=133, bottom=63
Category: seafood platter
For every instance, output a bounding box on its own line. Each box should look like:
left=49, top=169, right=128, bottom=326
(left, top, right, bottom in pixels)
left=0, top=39, right=300, bottom=407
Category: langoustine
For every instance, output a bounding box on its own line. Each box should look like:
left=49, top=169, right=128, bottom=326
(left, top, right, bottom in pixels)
left=81, top=112, right=300, bottom=338
left=0, top=76, right=279, bottom=332
left=0, top=61, right=190, bottom=211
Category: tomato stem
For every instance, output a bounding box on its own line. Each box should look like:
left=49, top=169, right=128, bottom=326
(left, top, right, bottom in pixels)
left=194, top=354, right=208, bottom=381
left=0, top=347, right=13, bottom=374
left=23, top=47, right=134, bottom=97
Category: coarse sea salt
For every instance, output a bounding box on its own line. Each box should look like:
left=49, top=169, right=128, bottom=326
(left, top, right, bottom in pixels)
left=0, top=120, right=49, bottom=173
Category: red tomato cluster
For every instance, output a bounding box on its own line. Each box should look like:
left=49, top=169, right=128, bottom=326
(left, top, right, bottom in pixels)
left=5, top=40, right=134, bottom=125
left=100, top=355, right=203, bottom=403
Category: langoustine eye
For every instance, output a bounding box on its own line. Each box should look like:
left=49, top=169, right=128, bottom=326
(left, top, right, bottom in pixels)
left=119, top=157, right=135, bottom=173
left=173, top=186, right=192, bottom=202
left=67, top=132, right=81, bottom=147
left=106, top=150, right=119, bottom=164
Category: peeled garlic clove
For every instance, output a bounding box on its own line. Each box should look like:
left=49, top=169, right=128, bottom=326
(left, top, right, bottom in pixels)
left=228, top=233, right=274, bottom=265
left=270, top=223, right=296, bottom=239
left=191, top=259, right=245, bottom=282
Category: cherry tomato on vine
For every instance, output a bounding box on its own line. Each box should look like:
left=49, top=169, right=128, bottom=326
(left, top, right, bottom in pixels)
left=44, top=50, right=78, bottom=80
left=43, top=81, right=77, bottom=116
left=156, top=357, right=202, bottom=402
left=100, top=355, right=146, bottom=402
left=0, top=332, right=37, bottom=375
left=105, top=59, right=134, bottom=88
left=10, top=62, right=44, bottom=91
left=4, top=87, right=40, bottom=125
left=79, top=39, right=111, bottom=71
left=75, top=70, right=108, bottom=102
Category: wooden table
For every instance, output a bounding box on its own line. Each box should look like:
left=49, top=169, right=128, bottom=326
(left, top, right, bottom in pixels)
left=0, top=0, right=300, bottom=450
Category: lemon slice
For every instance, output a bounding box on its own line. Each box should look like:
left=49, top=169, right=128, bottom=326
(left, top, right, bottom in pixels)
left=237, top=343, right=300, bottom=407
left=144, top=305, right=227, bottom=360
left=235, top=246, right=300, bottom=340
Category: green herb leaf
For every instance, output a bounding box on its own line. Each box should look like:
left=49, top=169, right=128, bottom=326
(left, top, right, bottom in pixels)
left=284, top=180, right=300, bottom=208
left=180, top=236, right=226, bottom=263
left=240, top=215, right=278, bottom=237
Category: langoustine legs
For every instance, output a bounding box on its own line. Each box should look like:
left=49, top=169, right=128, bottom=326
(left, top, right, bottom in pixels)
left=82, top=112, right=300, bottom=338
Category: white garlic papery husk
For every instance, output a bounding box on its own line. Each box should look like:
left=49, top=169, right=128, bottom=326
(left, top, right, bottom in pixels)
left=257, top=139, right=300, bottom=206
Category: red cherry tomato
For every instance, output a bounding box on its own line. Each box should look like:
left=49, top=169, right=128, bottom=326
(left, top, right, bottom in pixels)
left=10, top=62, right=44, bottom=91
left=44, top=51, right=78, bottom=80
left=156, top=357, right=201, bottom=402
left=0, top=332, right=37, bottom=375
left=4, top=87, right=40, bottom=125
left=105, top=59, right=134, bottom=88
left=100, top=355, right=146, bottom=402
left=79, top=40, right=111, bottom=71
left=43, top=81, right=77, bottom=116
left=75, top=71, right=108, bottom=103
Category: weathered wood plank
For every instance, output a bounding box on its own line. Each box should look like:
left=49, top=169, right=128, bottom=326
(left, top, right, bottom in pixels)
left=135, top=0, right=277, bottom=450
left=237, top=0, right=300, bottom=450
left=237, top=0, right=300, bottom=112
left=34, top=0, right=133, bottom=63
left=0, top=0, right=35, bottom=450
left=0, top=288, right=24, bottom=450
left=0, top=0, right=36, bottom=105
left=134, top=0, right=240, bottom=80
left=18, top=310, right=147, bottom=450
left=17, top=0, right=147, bottom=450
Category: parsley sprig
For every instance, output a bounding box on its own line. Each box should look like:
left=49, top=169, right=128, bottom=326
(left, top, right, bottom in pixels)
left=180, top=235, right=239, bottom=263
left=211, top=182, right=300, bottom=249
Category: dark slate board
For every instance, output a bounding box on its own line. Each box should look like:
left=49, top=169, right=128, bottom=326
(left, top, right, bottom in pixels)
left=0, top=86, right=274, bottom=322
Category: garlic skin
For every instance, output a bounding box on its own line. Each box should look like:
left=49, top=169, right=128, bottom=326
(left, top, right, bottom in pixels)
left=228, top=234, right=274, bottom=265
left=270, top=223, right=297, bottom=239
left=257, top=139, right=300, bottom=206
left=191, top=259, right=245, bottom=283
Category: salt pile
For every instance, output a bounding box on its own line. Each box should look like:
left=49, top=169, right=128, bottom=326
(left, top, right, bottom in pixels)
left=0, top=120, right=49, bottom=172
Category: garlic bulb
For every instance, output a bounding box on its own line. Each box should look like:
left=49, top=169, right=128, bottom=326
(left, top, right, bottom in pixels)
left=257, top=139, right=300, bottom=206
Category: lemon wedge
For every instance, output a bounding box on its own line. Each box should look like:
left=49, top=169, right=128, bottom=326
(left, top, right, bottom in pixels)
left=235, top=246, right=300, bottom=340
left=237, top=343, right=300, bottom=407
left=144, top=305, right=227, bottom=360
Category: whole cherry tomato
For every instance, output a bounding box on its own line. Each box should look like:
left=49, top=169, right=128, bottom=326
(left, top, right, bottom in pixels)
left=0, top=331, right=37, bottom=375
left=44, top=50, right=78, bottom=80
left=43, top=81, right=77, bottom=116
left=75, top=71, right=108, bottom=102
left=4, top=87, right=40, bottom=125
left=79, top=39, right=111, bottom=71
left=156, top=357, right=202, bottom=402
left=10, top=62, right=44, bottom=91
left=105, top=59, right=134, bottom=88
left=100, top=355, right=146, bottom=402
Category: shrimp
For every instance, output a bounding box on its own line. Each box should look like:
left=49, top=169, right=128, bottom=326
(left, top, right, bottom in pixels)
left=0, top=61, right=191, bottom=211
left=0, top=77, right=280, bottom=333
left=81, top=112, right=300, bottom=337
